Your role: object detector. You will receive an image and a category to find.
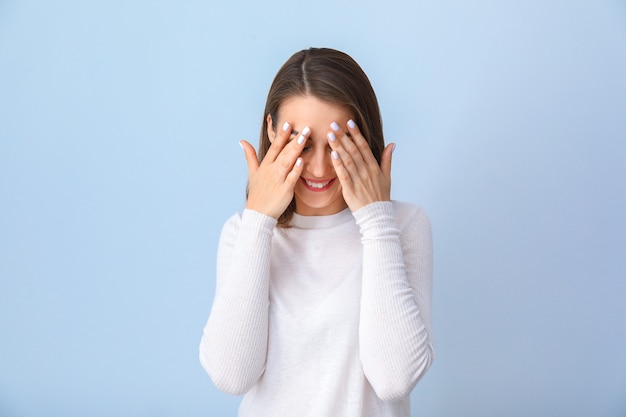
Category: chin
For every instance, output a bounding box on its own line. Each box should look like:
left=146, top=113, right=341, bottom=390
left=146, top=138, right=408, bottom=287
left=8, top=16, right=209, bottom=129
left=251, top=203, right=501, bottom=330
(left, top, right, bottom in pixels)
left=294, top=189, right=346, bottom=216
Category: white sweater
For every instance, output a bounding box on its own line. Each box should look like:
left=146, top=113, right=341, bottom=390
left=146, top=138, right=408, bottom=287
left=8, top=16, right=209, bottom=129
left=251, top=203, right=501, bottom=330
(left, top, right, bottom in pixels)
left=200, top=201, right=434, bottom=417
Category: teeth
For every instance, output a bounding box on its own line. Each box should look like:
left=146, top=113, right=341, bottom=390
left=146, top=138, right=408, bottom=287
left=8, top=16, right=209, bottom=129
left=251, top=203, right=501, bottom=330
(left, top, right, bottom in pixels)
left=305, top=179, right=331, bottom=189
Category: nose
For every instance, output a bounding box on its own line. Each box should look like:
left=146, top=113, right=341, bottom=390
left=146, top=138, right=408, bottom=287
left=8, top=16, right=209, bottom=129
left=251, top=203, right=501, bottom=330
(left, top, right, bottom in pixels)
left=306, top=147, right=331, bottom=178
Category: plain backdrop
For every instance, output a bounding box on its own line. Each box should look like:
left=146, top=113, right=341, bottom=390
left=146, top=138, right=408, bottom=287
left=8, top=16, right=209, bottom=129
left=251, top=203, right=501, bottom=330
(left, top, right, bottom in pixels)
left=1, top=1, right=625, bottom=416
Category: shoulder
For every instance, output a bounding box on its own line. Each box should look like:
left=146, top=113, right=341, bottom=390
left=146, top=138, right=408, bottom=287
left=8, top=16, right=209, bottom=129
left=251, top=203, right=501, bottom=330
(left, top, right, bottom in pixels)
left=219, top=211, right=243, bottom=235
left=392, top=201, right=433, bottom=255
left=223, top=211, right=243, bottom=229
left=391, top=200, right=430, bottom=229
left=219, top=209, right=278, bottom=243
left=216, top=212, right=243, bottom=249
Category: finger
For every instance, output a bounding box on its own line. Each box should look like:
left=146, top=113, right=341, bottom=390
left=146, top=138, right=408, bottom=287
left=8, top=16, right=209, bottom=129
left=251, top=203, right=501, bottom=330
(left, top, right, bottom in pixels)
left=275, top=126, right=311, bottom=172
left=330, top=121, right=370, bottom=170
left=264, top=121, right=293, bottom=162
left=240, top=140, right=259, bottom=174
left=328, top=128, right=366, bottom=182
left=380, top=143, right=395, bottom=180
left=284, top=157, right=305, bottom=188
left=344, top=119, right=379, bottom=168
left=329, top=148, right=354, bottom=187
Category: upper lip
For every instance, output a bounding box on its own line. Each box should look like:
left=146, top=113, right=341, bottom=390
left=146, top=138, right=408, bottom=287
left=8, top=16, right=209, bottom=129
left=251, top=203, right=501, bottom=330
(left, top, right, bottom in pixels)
left=302, top=177, right=333, bottom=183
left=302, top=178, right=334, bottom=188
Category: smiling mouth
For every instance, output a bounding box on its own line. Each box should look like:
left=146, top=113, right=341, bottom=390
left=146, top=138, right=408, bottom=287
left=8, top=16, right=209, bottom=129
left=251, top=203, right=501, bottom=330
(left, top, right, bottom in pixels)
left=301, top=178, right=335, bottom=192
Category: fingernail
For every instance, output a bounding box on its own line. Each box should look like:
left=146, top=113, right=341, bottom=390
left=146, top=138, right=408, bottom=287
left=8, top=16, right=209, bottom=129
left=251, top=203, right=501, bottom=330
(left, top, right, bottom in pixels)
left=302, top=126, right=311, bottom=135
left=391, top=143, right=396, bottom=153
left=239, top=140, right=244, bottom=149
left=295, top=157, right=302, bottom=167
left=330, top=122, right=340, bottom=131
left=297, top=135, right=306, bottom=145
left=332, top=150, right=339, bottom=160
left=347, top=119, right=356, bottom=129
left=328, top=132, right=336, bottom=141
left=282, top=122, right=290, bottom=131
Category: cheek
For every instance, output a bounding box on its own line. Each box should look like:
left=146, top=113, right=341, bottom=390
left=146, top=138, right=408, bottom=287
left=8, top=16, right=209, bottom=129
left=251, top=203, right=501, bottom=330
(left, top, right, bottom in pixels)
left=294, top=178, right=306, bottom=192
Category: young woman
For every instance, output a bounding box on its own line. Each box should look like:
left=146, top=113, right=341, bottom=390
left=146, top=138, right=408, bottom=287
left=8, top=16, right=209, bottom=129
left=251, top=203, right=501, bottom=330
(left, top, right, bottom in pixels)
left=200, top=47, right=434, bottom=417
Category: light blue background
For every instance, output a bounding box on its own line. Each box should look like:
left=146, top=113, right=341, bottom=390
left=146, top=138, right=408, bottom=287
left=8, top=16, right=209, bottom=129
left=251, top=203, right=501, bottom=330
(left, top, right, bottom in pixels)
left=1, top=1, right=625, bottom=416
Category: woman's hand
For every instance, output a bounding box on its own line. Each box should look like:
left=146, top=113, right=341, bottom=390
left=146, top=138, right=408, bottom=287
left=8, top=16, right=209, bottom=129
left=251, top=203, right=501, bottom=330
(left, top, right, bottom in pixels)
left=240, top=122, right=309, bottom=219
left=327, top=119, right=394, bottom=212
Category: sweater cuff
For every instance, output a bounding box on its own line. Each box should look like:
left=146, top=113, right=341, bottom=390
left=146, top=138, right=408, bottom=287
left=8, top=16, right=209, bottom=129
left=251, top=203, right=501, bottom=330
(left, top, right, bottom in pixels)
left=352, top=201, right=397, bottom=239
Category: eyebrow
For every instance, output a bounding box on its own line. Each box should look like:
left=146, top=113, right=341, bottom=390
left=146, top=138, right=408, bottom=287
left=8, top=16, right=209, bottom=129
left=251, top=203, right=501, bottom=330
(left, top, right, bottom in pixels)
left=286, top=129, right=301, bottom=141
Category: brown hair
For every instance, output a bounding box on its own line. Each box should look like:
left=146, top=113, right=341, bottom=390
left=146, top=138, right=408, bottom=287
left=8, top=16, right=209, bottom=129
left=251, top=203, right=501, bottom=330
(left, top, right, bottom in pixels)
left=257, top=47, right=385, bottom=226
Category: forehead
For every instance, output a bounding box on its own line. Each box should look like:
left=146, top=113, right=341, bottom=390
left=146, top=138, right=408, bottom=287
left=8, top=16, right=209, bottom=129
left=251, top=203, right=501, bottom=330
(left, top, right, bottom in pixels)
left=278, top=95, right=352, bottom=126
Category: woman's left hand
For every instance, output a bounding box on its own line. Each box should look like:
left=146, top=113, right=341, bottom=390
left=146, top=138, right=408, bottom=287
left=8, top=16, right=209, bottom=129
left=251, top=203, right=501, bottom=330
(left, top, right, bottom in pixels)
left=327, top=119, right=394, bottom=212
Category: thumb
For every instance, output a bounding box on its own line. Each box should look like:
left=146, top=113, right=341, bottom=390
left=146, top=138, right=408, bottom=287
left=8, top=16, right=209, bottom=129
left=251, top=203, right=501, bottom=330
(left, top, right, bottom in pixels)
left=239, top=140, right=259, bottom=174
left=380, top=143, right=395, bottom=180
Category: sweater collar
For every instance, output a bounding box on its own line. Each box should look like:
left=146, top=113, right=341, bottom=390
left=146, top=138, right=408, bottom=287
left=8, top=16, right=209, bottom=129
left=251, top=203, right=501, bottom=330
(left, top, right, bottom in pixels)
left=291, top=208, right=353, bottom=229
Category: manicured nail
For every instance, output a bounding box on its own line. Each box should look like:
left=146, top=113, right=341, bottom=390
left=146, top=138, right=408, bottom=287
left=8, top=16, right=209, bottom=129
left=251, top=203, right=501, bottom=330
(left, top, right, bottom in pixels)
left=295, top=157, right=302, bottom=167
left=297, top=135, right=306, bottom=145
left=391, top=143, right=396, bottom=153
left=330, top=122, right=340, bottom=131
left=347, top=119, right=356, bottom=129
left=282, top=122, right=290, bottom=131
left=331, top=150, right=339, bottom=160
left=239, top=140, right=244, bottom=149
left=328, top=132, right=336, bottom=141
left=302, top=126, right=311, bottom=135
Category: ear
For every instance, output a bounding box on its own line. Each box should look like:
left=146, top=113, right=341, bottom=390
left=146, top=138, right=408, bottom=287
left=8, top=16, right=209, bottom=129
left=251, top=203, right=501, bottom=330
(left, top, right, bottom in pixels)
left=266, top=114, right=275, bottom=143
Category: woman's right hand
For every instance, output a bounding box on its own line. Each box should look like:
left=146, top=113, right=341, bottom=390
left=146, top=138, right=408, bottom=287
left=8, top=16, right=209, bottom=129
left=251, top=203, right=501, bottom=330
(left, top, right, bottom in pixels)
left=240, top=122, right=309, bottom=219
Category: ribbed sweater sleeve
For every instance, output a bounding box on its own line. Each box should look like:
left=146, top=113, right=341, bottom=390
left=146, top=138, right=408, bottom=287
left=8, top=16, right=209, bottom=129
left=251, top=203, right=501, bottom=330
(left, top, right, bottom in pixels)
left=354, top=201, right=434, bottom=402
left=199, top=209, right=276, bottom=395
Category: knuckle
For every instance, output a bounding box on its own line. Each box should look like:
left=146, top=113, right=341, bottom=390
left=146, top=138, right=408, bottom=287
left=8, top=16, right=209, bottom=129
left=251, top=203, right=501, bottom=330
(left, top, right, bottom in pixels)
left=342, top=157, right=355, bottom=169
left=343, top=141, right=357, bottom=152
left=338, top=172, right=351, bottom=182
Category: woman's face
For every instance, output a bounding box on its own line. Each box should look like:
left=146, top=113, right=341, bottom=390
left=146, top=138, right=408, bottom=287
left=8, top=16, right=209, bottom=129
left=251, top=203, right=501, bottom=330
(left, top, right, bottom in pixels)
left=268, top=94, right=352, bottom=216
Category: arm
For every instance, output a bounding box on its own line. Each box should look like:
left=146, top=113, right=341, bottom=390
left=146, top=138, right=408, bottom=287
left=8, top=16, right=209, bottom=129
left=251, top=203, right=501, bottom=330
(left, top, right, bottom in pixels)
left=355, top=202, right=434, bottom=402
left=200, top=119, right=308, bottom=394
left=199, top=210, right=276, bottom=395
left=325, top=119, right=433, bottom=400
